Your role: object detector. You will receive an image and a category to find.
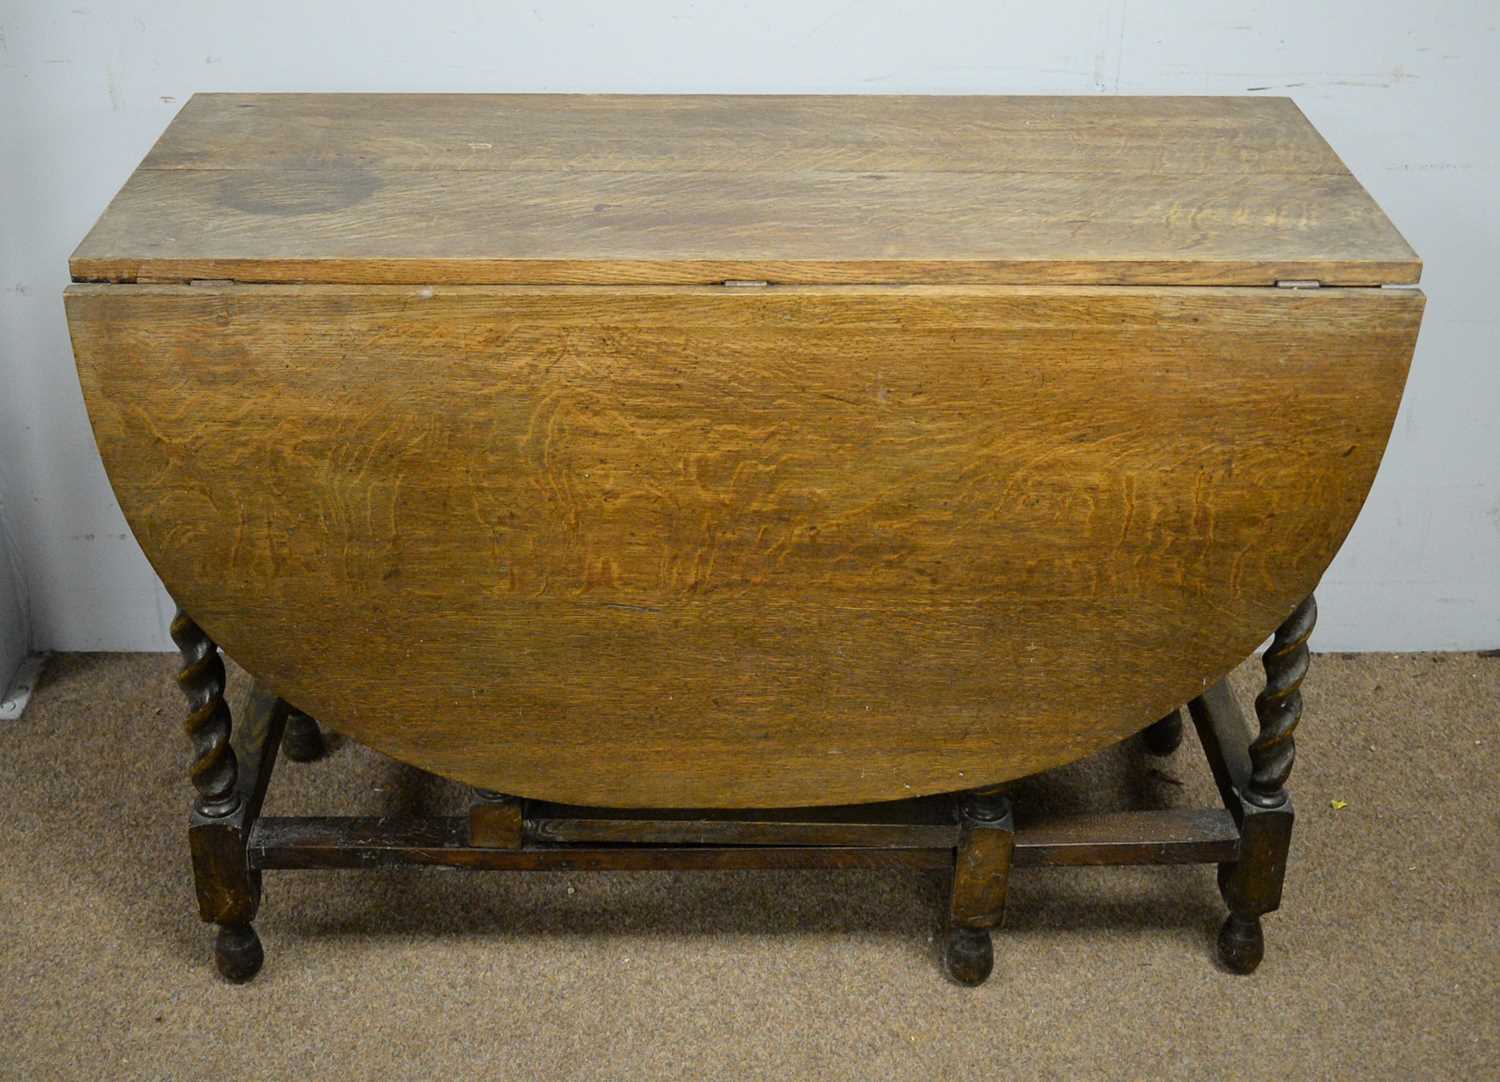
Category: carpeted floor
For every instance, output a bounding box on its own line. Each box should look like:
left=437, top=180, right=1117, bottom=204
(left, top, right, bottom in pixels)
left=1, top=651, right=1496, bottom=1080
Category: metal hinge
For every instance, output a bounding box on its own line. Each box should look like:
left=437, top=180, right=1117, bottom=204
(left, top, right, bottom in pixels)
left=1275, top=279, right=1321, bottom=289
left=721, top=279, right=769, bottom=288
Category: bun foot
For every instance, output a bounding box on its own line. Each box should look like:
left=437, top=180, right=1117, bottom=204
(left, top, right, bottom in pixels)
left=1142, top=709, right=1184, bottom=755
left=214, top=923, right=264, bottom=983
left=943, top=926, right=994, bottom=986
left=1217, top=914, right=1264, bottom=975
left=282, top=711, right=326, bottom=762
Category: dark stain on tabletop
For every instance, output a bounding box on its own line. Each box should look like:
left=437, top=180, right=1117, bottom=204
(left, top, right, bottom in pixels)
left=219, top=165, right=382, bottom=216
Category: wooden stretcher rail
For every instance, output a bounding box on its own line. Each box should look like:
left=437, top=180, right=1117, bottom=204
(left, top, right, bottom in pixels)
left=247, top=807, right=1240, bottom=871
left=524, top=795, right=962, bottom=848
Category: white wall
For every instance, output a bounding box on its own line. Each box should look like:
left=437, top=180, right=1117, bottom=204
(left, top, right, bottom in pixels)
left=2, top=1, right=1496, bottom=652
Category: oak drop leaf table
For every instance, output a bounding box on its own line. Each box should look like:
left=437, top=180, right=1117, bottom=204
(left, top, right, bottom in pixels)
left=65, top=94, right=1423, bottom=985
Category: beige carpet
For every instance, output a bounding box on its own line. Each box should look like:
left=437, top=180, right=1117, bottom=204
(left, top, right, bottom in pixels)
left=2, top=651, right=1496, bottom=1080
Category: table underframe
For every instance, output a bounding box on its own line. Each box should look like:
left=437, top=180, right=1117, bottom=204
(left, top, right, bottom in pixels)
left=173, top=597, right=1313, bottom=986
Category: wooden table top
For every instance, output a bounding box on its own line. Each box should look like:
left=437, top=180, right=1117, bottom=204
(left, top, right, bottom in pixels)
left=67, top=94, right=1425, bottom=806
left=71, top=93, right=1419, bottom=287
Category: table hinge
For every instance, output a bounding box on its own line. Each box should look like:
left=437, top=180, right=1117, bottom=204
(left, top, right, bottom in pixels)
left=1275, top=279, right=1321, bottom=289
left=721, top=279, right=769, bottom=288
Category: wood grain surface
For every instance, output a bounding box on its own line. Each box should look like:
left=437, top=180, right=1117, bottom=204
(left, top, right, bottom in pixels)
left=69, top=94, right=1419, bottom=287
left=66, top=283, right=1422, bottom=807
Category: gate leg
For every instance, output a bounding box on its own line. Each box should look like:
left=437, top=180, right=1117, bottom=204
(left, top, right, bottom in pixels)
left=943, top=788, right=1015, bottom=986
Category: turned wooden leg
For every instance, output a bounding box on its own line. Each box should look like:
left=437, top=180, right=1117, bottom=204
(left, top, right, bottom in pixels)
left=1214, top=595, right=1315, bottom=974
left=1142, top=708, right=1184, bottom=755
left=943, top=788, right=1014, bottom=986
left=1245, top=596, right=1316, bottom=809
left=171, top=609, right=286, bottom=983
left=282, top=709, right=326, bottom=762
left=171, top=611, right=241, bottom=821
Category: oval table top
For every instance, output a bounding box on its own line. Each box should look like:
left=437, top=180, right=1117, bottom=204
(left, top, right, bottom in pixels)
left=67, top=282, right=1421, bottom=807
